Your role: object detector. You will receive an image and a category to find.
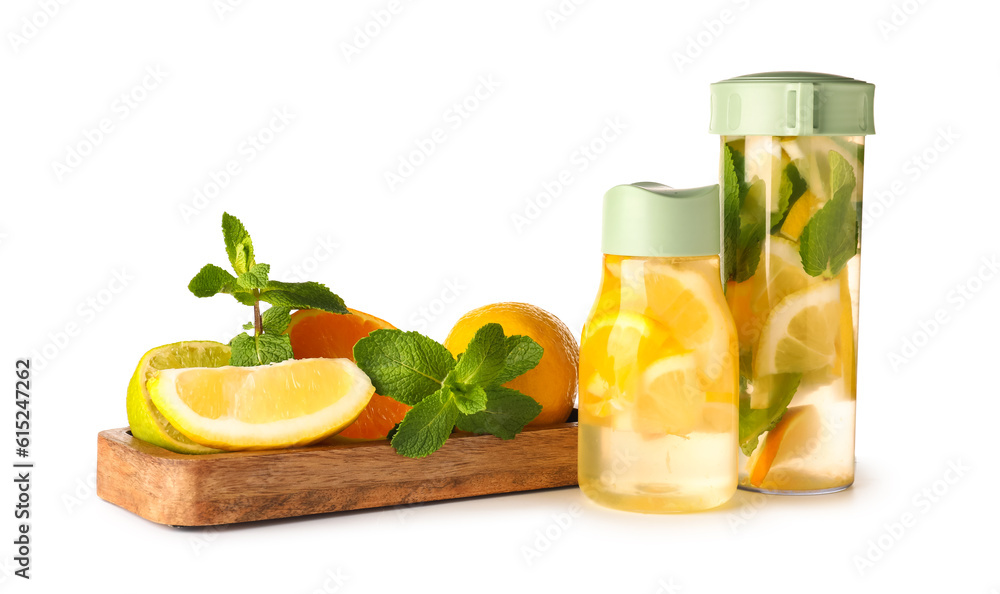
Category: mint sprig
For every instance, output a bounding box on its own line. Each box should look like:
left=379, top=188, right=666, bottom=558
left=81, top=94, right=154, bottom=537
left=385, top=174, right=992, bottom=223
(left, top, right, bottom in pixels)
left=799, top=151, right=858, bottom=277
left=188, top=212, right=348, bottom=366
left=354, top=323, right=544, bottom=458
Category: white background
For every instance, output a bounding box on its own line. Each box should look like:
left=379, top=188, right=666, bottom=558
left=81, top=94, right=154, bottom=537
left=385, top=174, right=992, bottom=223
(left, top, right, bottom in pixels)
left=2, top=0, right=998, bottom=592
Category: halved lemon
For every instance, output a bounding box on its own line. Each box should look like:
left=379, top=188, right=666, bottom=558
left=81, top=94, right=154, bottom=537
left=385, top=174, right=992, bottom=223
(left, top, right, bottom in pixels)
left=148, top=358, right=375, bottom=451
left=126, top=341, right=231, bottom=454
left=754, top=281, right=840, bottom=377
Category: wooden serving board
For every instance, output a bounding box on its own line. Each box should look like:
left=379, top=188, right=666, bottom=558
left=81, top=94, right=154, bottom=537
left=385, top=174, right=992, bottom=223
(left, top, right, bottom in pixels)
left=97, top=414, right=578, bottom=526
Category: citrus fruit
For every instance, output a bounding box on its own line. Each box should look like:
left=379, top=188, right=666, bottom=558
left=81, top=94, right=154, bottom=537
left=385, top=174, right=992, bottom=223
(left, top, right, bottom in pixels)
left=750, top=236, right=817, bottom=315
left=748, top=404, right=821, bottom=487
left=148, top=358, right=375, bottom=451
left=726, top=278, right=758, bottom=347
left=126, top=341, right=230, bottom=454
left=779, top=189, right=822, bottom=241
left=287, top=308, right=410, bottom=440
left=754, top=280, right=840, bottom=376
left=579, top=311, right=674, bottom=426
left=444, top=302, right=578, bottom=426
left=635, top=353, right=702, bottom=436
left=623, top=261, right=734, bottom=386
left=836, top=270, right=856, bottom=399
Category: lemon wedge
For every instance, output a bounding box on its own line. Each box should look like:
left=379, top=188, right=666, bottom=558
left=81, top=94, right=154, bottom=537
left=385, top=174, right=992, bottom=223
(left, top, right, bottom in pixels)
left=148, top=358, right=375, bottom=451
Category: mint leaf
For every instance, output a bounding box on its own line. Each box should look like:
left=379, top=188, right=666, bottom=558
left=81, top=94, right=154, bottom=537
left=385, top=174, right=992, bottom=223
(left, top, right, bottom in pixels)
left=390, top=388, right=459, bottom=458
left=739, top=373, right=801, bottom=456
left=456, top=386, right=543, bottom=439
left=723, top=145, right=741, bottom=281
left=228, top=332, right=294, bottom=366
left=242, top=322, right=254, bottom=330
left=799, top=151, right=858, bottom=277
left=353, top=329, right=456, bottom=405
left=188, top=264, right=237, bottom=297
left=448, top=323, right=507, bottom=386
left=493, top=335, right=544, bottom=385
left=222, top=213, right=255, bottom=275
left=236, top=263, right=270, bottom=290
left=452, top=384, right=488, bottom=415
left=357, top=324, right=547, bottom=457
left=734, top=218, right=765, bottom=283
left=773, top=161, right=807, bottom=232
left=228, top=332, right=257, bottom=366
left=261, top=306, right=291, bottom=334
left=259, top=280, right=348, bottom=314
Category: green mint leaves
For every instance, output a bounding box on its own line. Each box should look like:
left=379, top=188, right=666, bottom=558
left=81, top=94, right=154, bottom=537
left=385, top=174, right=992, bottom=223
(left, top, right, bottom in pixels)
left=354, top=323, right=544, bottom=458
left=455, top=385, right=543, bottom=440
left=722, top=145, right=742, bottom=282
left=799, top=151, right=859, bottom=278
left=188, top=212, right=348, bottom=366
left=739, top=373, right=802, bottom=457
left=353, top=330, right=456, bottom=405
left=723, top=144, right=768, bottom=283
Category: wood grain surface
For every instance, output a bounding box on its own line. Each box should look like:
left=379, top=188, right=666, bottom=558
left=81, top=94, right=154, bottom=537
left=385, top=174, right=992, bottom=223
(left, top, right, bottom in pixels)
left=97, top=420, right=579, bottom=526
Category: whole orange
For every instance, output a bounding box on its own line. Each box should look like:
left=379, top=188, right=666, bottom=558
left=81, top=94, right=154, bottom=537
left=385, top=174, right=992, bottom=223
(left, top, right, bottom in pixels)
left=443, top=302, right=578, bottom=426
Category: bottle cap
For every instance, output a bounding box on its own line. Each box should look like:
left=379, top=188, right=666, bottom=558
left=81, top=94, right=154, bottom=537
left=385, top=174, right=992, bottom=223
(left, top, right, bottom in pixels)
left=709, top=71, right=875, bottom=136
left=602, top=182, right=720, bottom=258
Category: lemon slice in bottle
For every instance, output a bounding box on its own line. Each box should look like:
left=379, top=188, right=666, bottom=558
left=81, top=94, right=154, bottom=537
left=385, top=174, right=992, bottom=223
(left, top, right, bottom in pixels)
left=754, top=280, right=840, bottom=377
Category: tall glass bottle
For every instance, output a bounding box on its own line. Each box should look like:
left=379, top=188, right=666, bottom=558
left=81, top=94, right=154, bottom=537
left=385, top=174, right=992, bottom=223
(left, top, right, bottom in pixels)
left=578, top=183, right=738, bottom=513
left=709, top=72, right=875, bottom=493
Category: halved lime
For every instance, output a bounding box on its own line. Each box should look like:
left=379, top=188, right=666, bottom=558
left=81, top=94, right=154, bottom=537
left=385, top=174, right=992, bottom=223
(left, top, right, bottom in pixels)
left=125, top=341, right=231, bottom=454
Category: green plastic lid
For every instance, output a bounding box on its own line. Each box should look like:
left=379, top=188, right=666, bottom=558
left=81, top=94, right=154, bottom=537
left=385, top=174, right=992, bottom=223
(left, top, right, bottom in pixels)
left=709, top=71, right=875, bottom=136
left=602, top=182, right=720, bottom=258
